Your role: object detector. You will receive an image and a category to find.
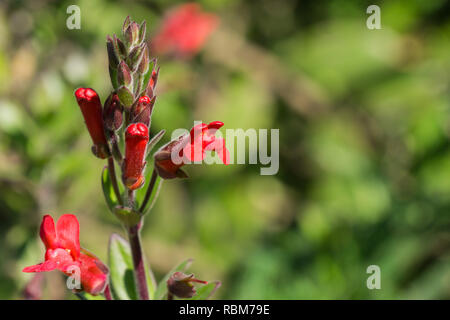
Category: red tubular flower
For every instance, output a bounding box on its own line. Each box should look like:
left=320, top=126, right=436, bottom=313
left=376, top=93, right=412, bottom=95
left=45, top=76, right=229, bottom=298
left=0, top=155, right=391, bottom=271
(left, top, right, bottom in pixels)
left=154, top=121, right=230, bottom=179
left=123, top=123, right=149, bottom=190
left=23, top=214, right=108, bottom=295
left=75, top=88, right=110, bottom=159
left=152, top=3, right=219, bottom=58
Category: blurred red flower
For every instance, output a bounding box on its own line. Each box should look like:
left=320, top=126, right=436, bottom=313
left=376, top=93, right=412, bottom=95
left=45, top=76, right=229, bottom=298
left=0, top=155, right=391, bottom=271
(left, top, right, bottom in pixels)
left=152, top=3, right=219, bottom=58
left=23, top=214, right=108, bottom=295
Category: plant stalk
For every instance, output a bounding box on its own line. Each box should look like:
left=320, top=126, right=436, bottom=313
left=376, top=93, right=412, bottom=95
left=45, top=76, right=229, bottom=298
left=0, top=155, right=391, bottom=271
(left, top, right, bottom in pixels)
left=127, top=223, right=149, bottom=300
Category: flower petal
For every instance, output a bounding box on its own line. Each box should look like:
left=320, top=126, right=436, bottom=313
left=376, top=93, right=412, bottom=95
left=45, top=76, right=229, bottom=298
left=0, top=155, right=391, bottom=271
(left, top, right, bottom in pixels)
left=39, top=215, right=58, bottom=250
left=78, top=252, right=108, bottom=295
left=205, top=137, right=230, bottom=165
left=45, top=248, right=76, bottom=272
left=56, top=214, right=80, bottom=259
left=23, top=260, right=58, bottom=273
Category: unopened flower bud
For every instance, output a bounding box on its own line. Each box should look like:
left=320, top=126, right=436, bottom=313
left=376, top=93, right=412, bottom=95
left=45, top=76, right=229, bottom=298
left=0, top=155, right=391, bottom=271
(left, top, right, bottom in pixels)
left=138, top=45, right=150, bottom=75
left=167, top=272, right=207, bottom=299
left=103, top=93, right=123, bottom=131
left=128, top=43, right=146, bottom=71
left=117, top=61, right=133, bottom=89
left=138, top=21, right=146, bottom=44
left=146, top=66, right=160, bottom=98
left=106, top=35, right=120, bottom=69
left=131, top=95, right=155, bottom=127
left=122, top=16, right=131, bottom=35
left=115, top=36, right=127, bottom=59
left=74, top=88, right=110, bottom=159
left=123, top=123, right=149, bottom=190
left=125, top=21, right=140, bottom=47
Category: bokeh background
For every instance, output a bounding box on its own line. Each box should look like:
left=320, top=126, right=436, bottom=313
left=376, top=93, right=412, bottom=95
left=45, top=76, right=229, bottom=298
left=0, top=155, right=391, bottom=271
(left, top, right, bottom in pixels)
left=1, top=0, right=449, bottom=299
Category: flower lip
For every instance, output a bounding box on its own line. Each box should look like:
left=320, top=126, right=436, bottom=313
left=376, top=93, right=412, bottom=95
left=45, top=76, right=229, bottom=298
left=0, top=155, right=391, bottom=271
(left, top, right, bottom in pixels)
left=207, top=121, right=224, bottom=130
left=138, top=96, right=151, bottom=105
left=75, top=88, right=99, bottom=102
left=126, top=123, right=149, bottom=139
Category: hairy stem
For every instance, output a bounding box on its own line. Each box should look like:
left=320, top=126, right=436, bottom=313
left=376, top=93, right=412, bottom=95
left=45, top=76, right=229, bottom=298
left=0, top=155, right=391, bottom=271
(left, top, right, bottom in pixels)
left=108, top=157, right=123, bottom=206
left=139, top=168, right=158, bottom=213
left=110, top=133, right=123, bottom=165
left=127, top=223, right=149, bottom=300
left=128, top=189, right=135, bottom=208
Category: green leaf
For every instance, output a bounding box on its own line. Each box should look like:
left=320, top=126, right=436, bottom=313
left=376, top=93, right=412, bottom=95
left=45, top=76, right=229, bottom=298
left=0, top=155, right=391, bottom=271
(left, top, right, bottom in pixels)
left=155, top=258, right=193, bottom=300
left=108, top=233, right=157, bottom=300
left=101, top=166, right=119, bottom=212
left=147, top=130, right=166, bottom=157
left=108, top=233, right=137, bottom=300
left=187, top=281, right=221, bottom=300
left=136, top=166, right=163, bottom=215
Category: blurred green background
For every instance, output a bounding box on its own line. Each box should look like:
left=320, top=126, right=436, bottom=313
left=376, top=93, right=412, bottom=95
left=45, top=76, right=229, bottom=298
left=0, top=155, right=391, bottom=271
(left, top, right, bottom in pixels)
left=1, top=0, right=449, bottom=299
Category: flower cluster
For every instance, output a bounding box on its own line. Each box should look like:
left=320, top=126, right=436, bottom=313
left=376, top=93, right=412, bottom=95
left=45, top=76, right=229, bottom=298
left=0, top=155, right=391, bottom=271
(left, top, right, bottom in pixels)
left=23, top=13, right=226, bottom=299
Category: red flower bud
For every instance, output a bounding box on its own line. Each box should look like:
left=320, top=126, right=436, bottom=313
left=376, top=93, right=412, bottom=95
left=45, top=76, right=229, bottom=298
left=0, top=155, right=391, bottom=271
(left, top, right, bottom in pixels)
left=131, top=95, right=155, bottom=127
left=74, top=88, right=110, bottom=159
left=23, top=214, right=108, bottom=296
left=154, top=121, right=230, bottom=179
left=123, top=123, right=149, bottom=189
left=103, top=93, right=124, bottom=132
left=167, top=272, right=208, bottom=299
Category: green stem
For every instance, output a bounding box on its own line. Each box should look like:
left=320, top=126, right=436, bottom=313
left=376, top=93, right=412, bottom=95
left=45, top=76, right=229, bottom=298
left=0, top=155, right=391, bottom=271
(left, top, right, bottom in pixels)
left=139, top=168, right=157, bottom=213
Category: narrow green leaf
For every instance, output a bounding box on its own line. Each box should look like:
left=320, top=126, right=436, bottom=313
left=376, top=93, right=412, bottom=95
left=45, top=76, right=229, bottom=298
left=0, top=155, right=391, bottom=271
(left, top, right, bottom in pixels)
left=108, top=233, right=137, bottom=300
left=101, top=167, right=118, bottom=212
left=136, top=164, right=163, bottom=215
left=155, top=258, right=193, bottom=300
left=147, top=130, right=166, bottom=157
left=186, top=281, right=221, bottom=300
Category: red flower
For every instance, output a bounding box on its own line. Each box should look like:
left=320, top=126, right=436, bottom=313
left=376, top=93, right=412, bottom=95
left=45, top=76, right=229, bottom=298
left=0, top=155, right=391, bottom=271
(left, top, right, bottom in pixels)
left=23, top=214, right=108, bottom=295
left=155, top=121, right=230, bottom=179
left=123, top=123, right=149, bottom=190
left=75, top=88, right=110, bottom=159
left=152, top=3, right=219, bottom=58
